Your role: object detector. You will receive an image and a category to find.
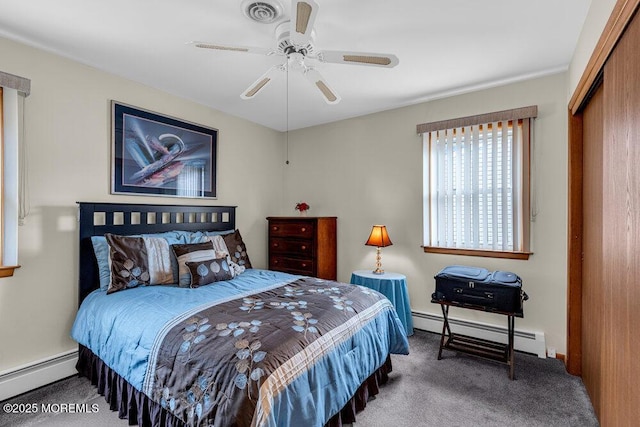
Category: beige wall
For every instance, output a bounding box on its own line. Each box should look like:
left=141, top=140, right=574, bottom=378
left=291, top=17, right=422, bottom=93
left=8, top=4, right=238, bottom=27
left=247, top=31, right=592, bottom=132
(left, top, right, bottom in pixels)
left=568, top=0, right=617, bottom=97
left=0, top=36, right=284, bottom=371
left=282, top=73, right=570, bottom=352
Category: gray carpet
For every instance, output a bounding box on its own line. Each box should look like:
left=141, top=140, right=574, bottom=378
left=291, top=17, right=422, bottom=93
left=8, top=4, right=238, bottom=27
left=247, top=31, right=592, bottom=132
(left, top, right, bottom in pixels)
left=0, top=330, right=598, bottom=427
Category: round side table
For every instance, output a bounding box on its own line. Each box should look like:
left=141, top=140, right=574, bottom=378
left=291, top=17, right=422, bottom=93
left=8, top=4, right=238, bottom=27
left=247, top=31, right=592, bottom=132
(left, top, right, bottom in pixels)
left=350, top=270, right=414, bottom=336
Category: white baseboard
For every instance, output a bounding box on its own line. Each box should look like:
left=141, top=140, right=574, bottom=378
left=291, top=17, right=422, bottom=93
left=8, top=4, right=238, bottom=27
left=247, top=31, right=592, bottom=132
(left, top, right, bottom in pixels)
left=412, top=310, right=546, bottom=358
left=0, top=350, right=78, bottom=401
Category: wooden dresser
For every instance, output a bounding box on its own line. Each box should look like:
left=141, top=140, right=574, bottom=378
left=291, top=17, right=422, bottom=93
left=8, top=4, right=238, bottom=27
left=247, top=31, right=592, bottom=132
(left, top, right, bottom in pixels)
left=266, top=216, right=337, bottom=280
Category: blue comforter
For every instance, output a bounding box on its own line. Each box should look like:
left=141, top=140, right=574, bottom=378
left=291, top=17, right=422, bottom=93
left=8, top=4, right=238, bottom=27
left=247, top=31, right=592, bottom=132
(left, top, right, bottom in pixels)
left=71, top=269, right=409, bottom=426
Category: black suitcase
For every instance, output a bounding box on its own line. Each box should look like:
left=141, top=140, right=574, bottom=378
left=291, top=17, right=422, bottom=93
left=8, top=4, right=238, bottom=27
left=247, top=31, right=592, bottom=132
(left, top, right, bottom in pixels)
left=432, top=265, right=528, bottom=316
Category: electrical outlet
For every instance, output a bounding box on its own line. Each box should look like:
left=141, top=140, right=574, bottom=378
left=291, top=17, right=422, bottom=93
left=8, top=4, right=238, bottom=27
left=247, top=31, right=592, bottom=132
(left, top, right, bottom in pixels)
left=547, top=347, right=556, bottom=358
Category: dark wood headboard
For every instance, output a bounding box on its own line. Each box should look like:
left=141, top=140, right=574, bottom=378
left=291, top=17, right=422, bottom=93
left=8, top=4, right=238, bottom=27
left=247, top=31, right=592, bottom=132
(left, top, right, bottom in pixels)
left=78, top=202, right=236, bottom=304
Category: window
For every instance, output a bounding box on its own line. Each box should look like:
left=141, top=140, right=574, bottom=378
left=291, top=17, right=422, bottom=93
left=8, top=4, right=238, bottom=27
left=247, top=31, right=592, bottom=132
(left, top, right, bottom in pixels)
left=418, top=106, right=536, bottom=259
left=0, top=71, right=30, bottom=277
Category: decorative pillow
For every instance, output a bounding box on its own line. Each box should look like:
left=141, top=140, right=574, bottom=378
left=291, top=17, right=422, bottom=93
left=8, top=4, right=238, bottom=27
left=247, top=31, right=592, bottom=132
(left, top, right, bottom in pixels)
left=93, top=230, right=204, bottom=290
left=186, top=257, right=234, bottom=288
left=202, top=235, right=246, bottom=276
left=91, top=236, right=112, bottom=291
left=222, top=229, right=252, bottom=269
left=105, top=234, right=175, bottom=294
left=172, top=242, right=220, bottom=287
left=202, top=234, right=229, bottom=252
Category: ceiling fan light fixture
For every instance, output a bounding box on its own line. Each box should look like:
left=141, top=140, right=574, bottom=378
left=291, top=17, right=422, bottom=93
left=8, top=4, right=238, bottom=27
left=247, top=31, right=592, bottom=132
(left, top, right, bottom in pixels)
left=242, top=0, right=283, bottom=24
left=276, top=21, right=316, bottom=56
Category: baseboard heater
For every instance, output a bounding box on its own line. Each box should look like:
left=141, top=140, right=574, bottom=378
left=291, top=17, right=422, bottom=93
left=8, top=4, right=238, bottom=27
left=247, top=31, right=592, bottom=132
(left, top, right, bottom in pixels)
left=0, top=350, right=78, bottom=401
left=412, top=310, right=546, bottom=358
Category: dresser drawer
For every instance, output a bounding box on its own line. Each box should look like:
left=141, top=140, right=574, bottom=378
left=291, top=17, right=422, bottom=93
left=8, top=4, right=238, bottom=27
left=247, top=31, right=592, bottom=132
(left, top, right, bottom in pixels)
left=269, top=256, right=315, bottom=275
left=269, top=238, right=313, bottom=255
left=269, top=221, right=315, bottom=239
left=266, top=216, right=336, bottom=280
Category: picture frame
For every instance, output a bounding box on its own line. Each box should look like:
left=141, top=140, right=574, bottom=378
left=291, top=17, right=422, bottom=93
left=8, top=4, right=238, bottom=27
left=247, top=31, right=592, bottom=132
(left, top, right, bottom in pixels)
left=111, top=101, right=217, bottom=199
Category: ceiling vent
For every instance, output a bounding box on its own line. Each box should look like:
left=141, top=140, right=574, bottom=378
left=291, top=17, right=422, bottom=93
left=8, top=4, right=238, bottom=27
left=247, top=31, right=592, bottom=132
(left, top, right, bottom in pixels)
left=242, top=0, right=283, bottom=24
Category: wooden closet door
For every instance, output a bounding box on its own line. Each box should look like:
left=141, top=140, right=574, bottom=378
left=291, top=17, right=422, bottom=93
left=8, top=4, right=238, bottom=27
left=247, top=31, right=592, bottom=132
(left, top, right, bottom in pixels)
left=599, top=9, right=640, bottom=424
left=581, top=84, right=604, bottom=419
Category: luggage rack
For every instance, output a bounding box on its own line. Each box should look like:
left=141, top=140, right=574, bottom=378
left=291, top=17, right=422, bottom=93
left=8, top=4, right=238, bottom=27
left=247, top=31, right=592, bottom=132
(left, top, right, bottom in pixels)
left=431, top=299, right=523, bottom=380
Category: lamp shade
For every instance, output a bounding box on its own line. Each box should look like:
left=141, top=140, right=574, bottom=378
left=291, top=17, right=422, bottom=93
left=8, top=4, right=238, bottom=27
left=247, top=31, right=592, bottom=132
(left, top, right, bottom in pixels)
left=365, top=225, right=392, bottom=247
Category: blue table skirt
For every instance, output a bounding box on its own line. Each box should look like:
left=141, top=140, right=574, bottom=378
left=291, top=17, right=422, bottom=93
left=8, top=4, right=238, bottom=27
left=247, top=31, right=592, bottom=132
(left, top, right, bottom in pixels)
left=350, top=270, right=414, bottom=336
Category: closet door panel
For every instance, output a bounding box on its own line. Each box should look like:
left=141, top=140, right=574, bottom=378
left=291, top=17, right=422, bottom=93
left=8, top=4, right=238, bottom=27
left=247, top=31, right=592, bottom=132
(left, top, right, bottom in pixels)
left=601, top=9, right=640, bottom=424
left=581, top=84, right=604, bottom=419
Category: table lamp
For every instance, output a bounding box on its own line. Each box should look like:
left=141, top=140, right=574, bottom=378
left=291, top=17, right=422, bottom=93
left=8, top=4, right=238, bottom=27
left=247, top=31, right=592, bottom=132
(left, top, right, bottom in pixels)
left=365, top=225, right=392, bottom=274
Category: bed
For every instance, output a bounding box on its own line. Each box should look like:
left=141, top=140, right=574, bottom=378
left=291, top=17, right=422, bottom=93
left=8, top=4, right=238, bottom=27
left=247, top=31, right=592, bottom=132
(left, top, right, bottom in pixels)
left=71, top=202, right=409, bottom=427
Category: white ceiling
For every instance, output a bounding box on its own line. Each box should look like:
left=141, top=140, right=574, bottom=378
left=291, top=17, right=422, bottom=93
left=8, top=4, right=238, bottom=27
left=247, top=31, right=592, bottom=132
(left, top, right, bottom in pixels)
left=0, top=0, right=591, bottom=131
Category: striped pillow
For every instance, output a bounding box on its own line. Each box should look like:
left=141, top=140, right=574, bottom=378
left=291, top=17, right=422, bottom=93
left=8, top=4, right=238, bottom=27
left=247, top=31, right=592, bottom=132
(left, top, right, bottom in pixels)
left=172, top=242, right=232, bottom=287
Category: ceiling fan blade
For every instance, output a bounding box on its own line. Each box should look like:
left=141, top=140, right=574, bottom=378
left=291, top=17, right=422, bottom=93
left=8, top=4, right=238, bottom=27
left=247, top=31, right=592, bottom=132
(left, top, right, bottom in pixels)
left=291, top=0, right=319, bottom=47
left=317, top=50, right=399, bottom=68
left=241, top=65, right=285, bottom=100
left=303, top=68, right=341, bottom=104
left=190, top=41, right=274, bottom=56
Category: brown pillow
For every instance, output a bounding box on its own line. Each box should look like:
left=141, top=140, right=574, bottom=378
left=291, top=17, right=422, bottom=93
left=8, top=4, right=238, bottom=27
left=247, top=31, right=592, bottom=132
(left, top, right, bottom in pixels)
left=105, top=234, right=150, bottom=294
left=186, top=257, right=234, bottom=288
left=222, top=229, right=252, bottom=269
left=172, top=242, right=216, bottom=287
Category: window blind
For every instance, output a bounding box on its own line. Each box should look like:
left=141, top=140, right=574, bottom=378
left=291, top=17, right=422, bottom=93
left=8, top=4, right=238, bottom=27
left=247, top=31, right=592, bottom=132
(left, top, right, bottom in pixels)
left=0, top=69, right=30, bottom=275
left=419, top=106, right=536, bottom=254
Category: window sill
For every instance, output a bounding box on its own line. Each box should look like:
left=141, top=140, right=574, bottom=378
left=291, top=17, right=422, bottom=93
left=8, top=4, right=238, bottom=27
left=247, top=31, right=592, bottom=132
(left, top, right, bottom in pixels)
left=0, top=265, right=21, bottom=278
left=422, top=246, right=531, bottom=260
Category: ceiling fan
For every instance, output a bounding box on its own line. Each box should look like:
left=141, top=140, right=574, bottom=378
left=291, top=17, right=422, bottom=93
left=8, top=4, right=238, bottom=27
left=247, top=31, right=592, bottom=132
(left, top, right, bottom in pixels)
left=191, top=0, right=399, bottom=105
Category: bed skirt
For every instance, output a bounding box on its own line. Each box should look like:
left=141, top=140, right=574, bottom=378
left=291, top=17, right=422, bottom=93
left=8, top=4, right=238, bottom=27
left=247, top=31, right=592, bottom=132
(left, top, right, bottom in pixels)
left=76, top=345, right=392, bottom=427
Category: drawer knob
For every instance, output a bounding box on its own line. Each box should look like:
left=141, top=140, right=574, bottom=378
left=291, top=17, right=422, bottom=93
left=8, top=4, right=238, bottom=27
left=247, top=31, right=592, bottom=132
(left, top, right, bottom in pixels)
left=301, top=245, right=306, bottom=250
left=273, top=226, right=279, bottom=231
left=301, top=263, right=307, bottom=268
left=274, top=260, right=279, bottom=264
left=273, top=243, right=279, bottom=247
left=301, top=227, right=306, bottom=232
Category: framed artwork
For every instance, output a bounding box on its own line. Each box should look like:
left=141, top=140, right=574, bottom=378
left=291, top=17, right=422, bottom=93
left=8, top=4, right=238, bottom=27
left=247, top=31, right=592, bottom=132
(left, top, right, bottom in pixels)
left=111, top=101, right=217, bottom=199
